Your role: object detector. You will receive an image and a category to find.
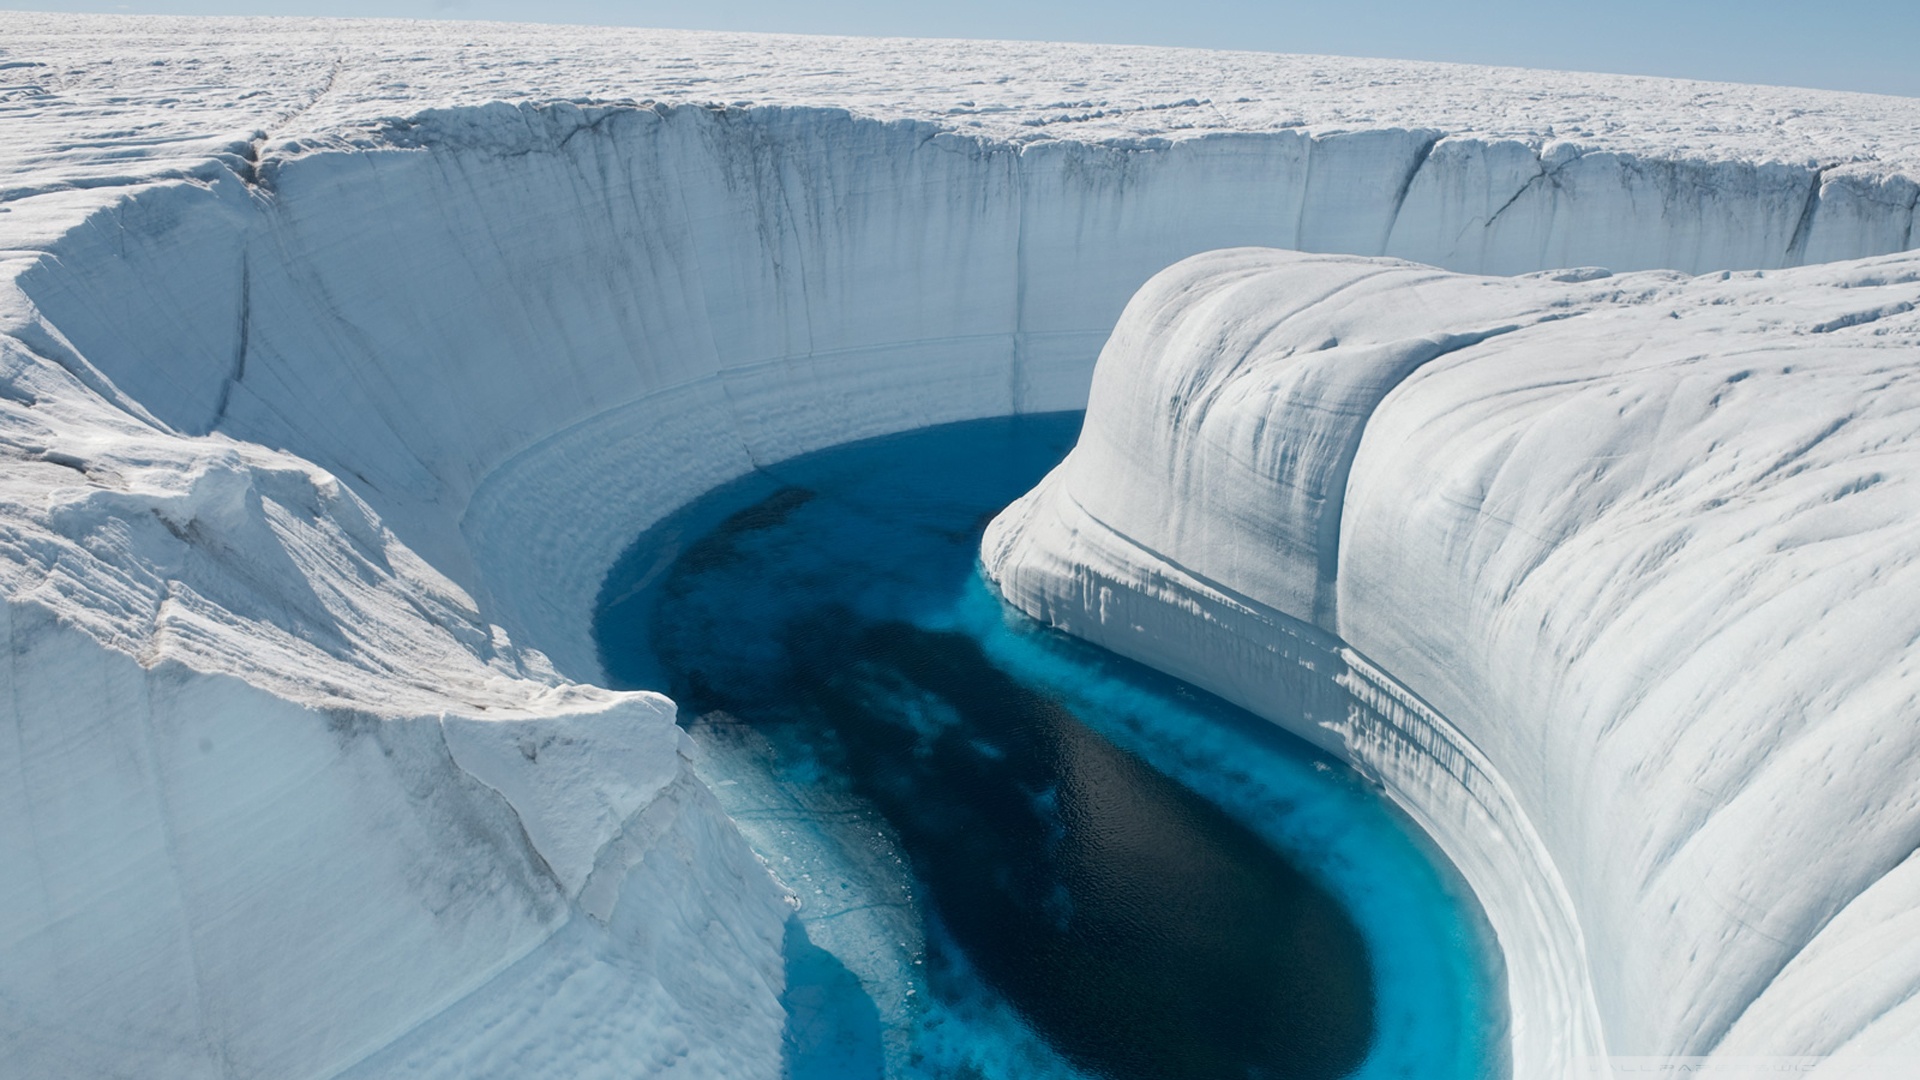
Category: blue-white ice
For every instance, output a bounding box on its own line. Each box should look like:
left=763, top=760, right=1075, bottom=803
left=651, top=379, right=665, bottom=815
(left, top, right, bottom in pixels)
left=985, top=249, right=1920, bottom=1077
left=3, top=12, right=1919, bottom=1079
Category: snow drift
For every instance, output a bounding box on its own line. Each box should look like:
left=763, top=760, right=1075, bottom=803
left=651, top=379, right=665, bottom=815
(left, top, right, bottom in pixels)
left=3, top=14, right=1920, bottom=1078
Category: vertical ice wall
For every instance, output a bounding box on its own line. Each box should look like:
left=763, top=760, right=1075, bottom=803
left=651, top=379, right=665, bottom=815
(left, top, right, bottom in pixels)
left=16, top=103, right=1915, bottom=685
left=983, top=248, right=1920, bottom=1076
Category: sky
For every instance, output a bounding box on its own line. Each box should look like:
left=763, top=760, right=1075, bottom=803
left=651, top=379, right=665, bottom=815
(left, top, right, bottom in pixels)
left=8, top=0, right=1918, bottom=99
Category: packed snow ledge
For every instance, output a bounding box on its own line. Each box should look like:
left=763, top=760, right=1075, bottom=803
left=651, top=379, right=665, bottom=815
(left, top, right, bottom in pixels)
left=2, top=13, right=1918, bottom=1079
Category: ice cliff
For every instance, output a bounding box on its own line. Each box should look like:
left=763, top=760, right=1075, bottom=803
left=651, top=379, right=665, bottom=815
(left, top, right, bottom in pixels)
left=984, top=251, right=1920, bottom=1076
left=3, top=13, right=1919, bottom=1078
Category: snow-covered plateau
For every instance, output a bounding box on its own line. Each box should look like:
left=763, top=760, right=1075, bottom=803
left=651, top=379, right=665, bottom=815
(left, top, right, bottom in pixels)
left=2, top=13, right=1918, bottom=1079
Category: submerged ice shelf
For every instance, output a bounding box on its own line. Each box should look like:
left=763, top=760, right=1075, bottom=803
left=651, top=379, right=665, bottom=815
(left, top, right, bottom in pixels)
left=3, top=12, right=1920, bottom=1080
left=593, top=414, right=1497, bottom=1080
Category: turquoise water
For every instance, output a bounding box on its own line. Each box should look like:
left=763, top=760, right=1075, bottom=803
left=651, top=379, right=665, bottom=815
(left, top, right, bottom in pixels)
left=594, top=413, right=1501, bottom=1080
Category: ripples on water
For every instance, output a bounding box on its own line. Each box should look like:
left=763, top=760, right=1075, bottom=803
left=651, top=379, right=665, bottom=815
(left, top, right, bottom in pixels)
left=594, top=413, right=1500, bottom=1080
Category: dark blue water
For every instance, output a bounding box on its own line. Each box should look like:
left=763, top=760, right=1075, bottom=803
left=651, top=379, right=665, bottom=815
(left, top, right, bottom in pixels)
left=594, top=414, right=1499, bottom=1080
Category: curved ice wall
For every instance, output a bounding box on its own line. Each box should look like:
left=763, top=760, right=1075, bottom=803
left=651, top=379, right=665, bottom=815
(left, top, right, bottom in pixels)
left=984, top=249, right=1920, bottom=1077
left=4, top=16, right=1920, bottom=1079
left=23, top=103, right=1919, bottom=684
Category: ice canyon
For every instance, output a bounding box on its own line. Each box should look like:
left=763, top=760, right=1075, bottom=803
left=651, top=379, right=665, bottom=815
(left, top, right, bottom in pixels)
left=3, top=13, right=1919, bottom=1079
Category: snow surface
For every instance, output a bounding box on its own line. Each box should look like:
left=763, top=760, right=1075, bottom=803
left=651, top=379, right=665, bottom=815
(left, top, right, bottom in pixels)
left=984, top=248, right=1920, bottom=1077
left=2, top=12, right=1919, bottom=1078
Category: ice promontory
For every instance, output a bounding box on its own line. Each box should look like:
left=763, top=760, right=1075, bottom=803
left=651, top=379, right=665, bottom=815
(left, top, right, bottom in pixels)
left=4, top=13, right=1920, bottom=1079
left=985, top=247, right=1920, bottom=1076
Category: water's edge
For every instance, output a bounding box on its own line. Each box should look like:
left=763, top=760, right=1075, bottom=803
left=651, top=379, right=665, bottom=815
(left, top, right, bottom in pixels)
left=595, top=413, right=1504, bottom=1079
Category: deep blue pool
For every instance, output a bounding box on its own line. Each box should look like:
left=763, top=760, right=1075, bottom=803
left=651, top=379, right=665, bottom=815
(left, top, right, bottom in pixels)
left=594, top=413, right=1501, bottom=1080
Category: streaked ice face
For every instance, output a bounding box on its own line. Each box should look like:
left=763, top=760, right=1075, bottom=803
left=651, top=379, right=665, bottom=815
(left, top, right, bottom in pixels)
left=595, top=413, right=1497, bottom=1079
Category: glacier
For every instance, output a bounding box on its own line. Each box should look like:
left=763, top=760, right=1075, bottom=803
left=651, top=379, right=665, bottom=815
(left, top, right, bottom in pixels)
left=2, top=11, right=1919, bottom=1079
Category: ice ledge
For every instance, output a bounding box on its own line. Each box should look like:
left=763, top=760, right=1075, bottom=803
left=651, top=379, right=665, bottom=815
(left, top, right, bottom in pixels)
left=439, top=695, right=686, bottom=899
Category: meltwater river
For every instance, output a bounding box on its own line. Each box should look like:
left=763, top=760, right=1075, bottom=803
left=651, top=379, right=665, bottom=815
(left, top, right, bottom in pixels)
left=594, top=414, right=1501, bottom=1080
